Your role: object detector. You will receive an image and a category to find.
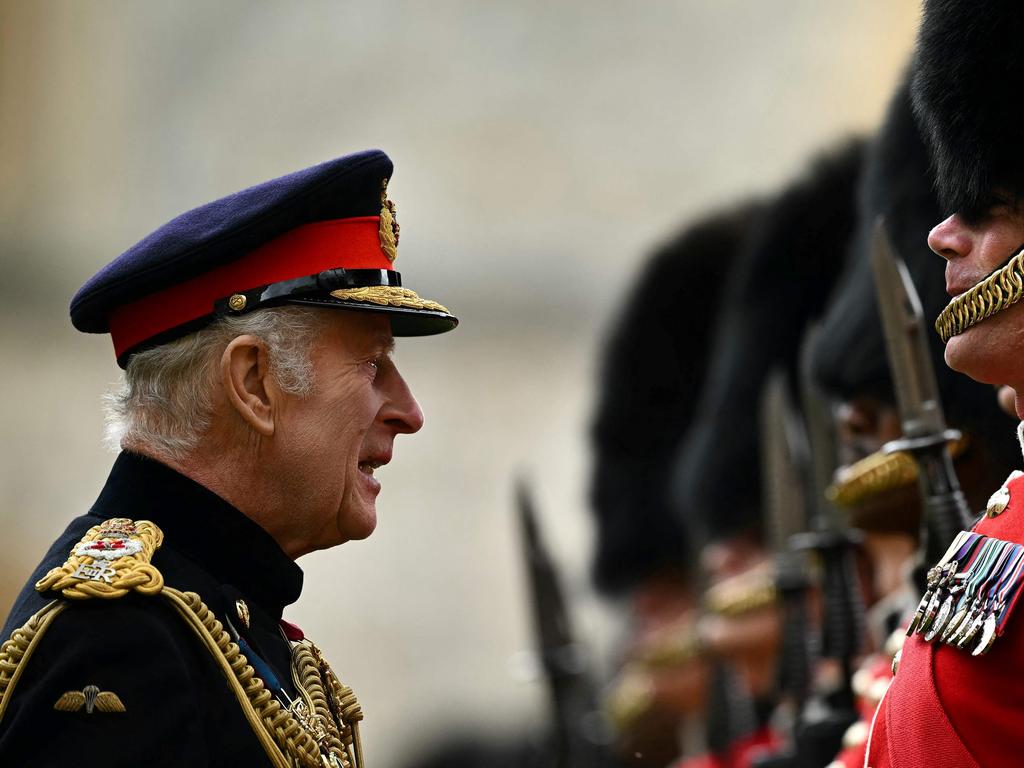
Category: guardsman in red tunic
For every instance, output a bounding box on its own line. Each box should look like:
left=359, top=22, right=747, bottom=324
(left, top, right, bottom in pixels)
left=864, top=1, right=1024, bottom=765
left=666, top=140, right=863, bottom=767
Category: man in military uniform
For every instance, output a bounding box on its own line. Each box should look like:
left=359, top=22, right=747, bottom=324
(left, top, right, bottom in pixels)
left=861, top=2, right=1024, bottom=765
left=0, top=149, right=456, bottom=767
left=594, top=139, right=863, bottom=766
left=593, top=199, right=759, bottom=767
left=808, top=70, right=1020, bottom=768
left=665, top=139, right=863, bottom=768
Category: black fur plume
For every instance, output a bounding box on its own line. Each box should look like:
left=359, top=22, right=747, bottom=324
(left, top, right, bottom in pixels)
left=912, top=0, right=1024, bottom=218
left=816, top=71, right=1019, bottom=513
left=589, top=200, right=758, bottom=594
left=671, top=139, right=865, bottom=547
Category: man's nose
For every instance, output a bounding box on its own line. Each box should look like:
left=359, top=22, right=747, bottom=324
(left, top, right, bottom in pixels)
left=928, top=214, right=973, bottom=261
left=382, top=370, right=425, bottom=435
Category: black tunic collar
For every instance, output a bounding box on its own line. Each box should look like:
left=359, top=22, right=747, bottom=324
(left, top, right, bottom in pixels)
left=88, top=452, right=303, bottom=616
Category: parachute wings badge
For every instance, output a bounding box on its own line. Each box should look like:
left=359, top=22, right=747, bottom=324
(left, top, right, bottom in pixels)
left=54, top=685, right=126, bottom=714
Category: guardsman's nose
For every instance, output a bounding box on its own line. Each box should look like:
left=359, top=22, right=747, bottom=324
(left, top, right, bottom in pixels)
left=928, top=214, right=973, bottom=262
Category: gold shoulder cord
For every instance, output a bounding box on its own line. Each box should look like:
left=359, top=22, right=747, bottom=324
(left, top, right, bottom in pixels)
left=935, top=248, right=1024, bottom=343
left=0, top=601, right=67, bottom=724
left=0, top=518, right=364, bottom=768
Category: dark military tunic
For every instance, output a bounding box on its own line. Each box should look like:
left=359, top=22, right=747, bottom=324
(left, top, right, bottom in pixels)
left=0, top=452, right=337, bottom=767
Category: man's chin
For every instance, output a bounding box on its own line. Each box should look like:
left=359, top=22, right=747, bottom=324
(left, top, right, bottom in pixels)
left=339, top=504, right=377, bottom=542
left=944, top=327, right=1004, bottom=385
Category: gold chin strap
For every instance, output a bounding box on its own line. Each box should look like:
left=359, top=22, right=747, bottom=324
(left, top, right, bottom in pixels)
left=935, top=247, right=1024, bottom=343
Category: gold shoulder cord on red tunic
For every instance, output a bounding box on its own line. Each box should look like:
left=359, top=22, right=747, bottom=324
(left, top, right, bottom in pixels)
left=0, top=518, right=364, bottom=768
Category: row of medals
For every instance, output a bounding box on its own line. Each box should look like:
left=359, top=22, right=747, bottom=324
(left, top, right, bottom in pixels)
left=906, top=530, right=1024, bottom=656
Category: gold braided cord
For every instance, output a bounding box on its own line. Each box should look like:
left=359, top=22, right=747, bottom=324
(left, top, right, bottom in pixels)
left=935, top=248, right=1024, bottom=342
left=292, top=644, right=355, bottom=768
left=0, top=601, right=67, bottom=724
left=163, top=588, right=320, bottom=768
left=826, top=437, right=968, bottom=509
left=314, top=645, right=364, bottom=768
left=703, top=567, right=777, bottom=617
left=35, top=519, right=164, bottom=600
left=330, top=286, right=450, bottom=314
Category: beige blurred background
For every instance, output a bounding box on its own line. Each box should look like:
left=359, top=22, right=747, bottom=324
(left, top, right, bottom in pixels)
left=1, top=1, right=919, bottom=764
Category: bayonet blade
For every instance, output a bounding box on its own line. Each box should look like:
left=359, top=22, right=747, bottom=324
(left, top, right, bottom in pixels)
left=760, top=369, right=808, bottom=552
left=800, top=326, right=842, bottom=531
left=517, top=479, right=573, bottom=659
left=871, top=218, right=948, bottom=440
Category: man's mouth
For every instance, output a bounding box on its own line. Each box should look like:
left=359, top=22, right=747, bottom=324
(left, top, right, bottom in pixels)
left=936, top=246, right=1024, bottom=342
left=946, top=244, right=1024, bottom=297
left=358, top=460, right=385, bottom=476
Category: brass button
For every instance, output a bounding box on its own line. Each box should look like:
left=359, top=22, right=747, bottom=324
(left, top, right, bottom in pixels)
left=228, top=294, right=247, bottom=312
left=236, top=599, right=250, bottom=629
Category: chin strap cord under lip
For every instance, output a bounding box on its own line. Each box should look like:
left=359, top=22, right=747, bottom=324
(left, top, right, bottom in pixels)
left=936, top=247, right=1024, bottom=343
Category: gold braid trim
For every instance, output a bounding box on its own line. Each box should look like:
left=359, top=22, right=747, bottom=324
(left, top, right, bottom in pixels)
left=826, top=437, right=968, bottom=509
left=35, top=518, right=164, bottom=600
left=0, top=601, right=66, bottom=725
left=292, top=643, right=357, bottom=768
left=935, top=248, right=1024, bottom=342
left=315, top=644, right=364, bottom=768
left=703, top=567, right=778, bottom=617
left=163, top=588, right=320, bottom=768
left=330, top=286, right=450, bottom=314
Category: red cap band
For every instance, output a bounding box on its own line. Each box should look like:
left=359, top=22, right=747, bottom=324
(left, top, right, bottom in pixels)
left=108, top=216, right=391, bottom=358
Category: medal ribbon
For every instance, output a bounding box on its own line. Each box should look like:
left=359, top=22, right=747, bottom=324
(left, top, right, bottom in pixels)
left=994, top=543, right=1024, bottom=634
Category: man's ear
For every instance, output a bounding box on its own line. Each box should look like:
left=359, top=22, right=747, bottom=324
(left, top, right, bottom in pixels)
left=221, top=335, right=276, bottom=437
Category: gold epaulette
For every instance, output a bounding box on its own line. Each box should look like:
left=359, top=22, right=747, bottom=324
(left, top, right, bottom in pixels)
left=1, top=518, right=165, bottom=726
left=35, top=517, right=165, bottom=600
left=2, top=517, right=363, bottom=768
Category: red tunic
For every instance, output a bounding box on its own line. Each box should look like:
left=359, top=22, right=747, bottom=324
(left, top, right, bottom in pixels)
left=865, top=472, right=1024, bottom=767
left=670, top=725, right=781, bottom=768
left=828, top=653, right=894, bottom=768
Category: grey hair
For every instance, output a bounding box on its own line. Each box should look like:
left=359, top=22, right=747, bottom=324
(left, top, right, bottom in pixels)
left=104, top=306, right=326, bottom=460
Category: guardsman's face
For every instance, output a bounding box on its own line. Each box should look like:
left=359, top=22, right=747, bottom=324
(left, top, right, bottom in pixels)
left=928, top=204, right=1024, bottom=392
left=834, top=396, right=903, bottom=468
left=276, top=312, right=424, bottom=551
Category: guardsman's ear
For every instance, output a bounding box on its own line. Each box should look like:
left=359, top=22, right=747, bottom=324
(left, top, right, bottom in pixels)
left=221, top=335, right=276, bottom=437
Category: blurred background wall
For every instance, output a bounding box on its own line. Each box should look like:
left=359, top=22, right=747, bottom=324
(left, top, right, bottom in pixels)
left=0, top=1, right=919, bottom=764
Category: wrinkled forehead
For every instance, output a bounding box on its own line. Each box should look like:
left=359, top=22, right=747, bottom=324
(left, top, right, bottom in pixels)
left=314, top=310, right=396, bottom=357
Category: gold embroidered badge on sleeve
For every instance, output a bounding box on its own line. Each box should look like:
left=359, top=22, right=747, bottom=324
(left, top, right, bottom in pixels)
left=54, top=685, right=126, bottom=714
